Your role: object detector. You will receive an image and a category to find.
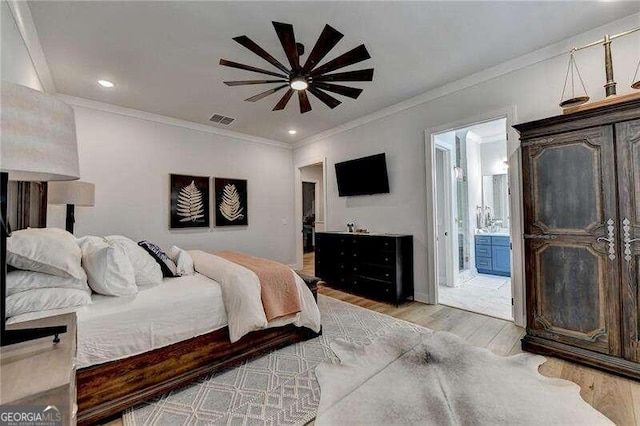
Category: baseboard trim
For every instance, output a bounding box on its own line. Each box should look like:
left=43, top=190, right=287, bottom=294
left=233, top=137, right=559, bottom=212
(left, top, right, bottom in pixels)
left=414, top=291, right=432, bottom=304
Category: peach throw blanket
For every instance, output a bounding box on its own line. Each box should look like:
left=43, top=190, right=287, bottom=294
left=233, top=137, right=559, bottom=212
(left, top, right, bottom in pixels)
left=214, top=251, right=301, bottom=321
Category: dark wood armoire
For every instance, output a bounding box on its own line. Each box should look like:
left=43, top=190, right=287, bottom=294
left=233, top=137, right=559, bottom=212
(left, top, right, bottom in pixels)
left=515, top=97, right=640, bottom=380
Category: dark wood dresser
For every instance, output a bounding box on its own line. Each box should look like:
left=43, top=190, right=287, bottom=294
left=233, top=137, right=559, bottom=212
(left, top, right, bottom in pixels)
left=515, top=96, right=640, bottom=380
left=315, top=232, right=413, bottom=304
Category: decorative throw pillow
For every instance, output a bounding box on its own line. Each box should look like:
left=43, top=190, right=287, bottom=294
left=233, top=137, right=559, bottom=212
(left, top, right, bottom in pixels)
left=6, top=270, right=90, bottom=296
left=138, top=241, right=179, bottom=278
left=6, top=287, right=92, bottom=318
left=169, top=245, right=195, bottom=276
left=7, top=228, right=86, bottom=280
left=104, top=235, right=163, bottom=287
left=79, top=237, right=138, bottom=296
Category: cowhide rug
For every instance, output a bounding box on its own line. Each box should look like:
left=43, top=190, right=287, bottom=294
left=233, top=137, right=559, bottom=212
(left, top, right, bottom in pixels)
left=315, top=329, right=613, bottom=425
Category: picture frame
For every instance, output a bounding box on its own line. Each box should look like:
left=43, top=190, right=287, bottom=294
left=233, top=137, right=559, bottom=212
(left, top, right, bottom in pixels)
left=170, top=174, right=210, bottom=228
left=214, top=177, right=248, bottom=226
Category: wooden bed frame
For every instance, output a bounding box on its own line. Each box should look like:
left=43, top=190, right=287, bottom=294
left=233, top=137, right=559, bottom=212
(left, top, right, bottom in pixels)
left=77, top=280, right=321, bottom=425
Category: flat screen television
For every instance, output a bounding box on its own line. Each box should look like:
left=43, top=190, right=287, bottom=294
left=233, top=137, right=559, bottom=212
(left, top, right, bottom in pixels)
left=335, top=153, right=390, bottom=196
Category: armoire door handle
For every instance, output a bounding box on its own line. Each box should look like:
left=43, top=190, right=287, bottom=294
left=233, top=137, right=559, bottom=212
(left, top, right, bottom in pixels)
left=596, top=218, right=616, bottom=261
left=623, top=218, right=639, bottom=262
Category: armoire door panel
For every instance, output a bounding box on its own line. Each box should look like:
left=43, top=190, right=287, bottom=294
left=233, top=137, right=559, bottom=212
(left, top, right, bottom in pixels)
left=616, top=119, right=640, bottom=362
left=530, top=242, right=609, bottom=352
left=532, top=143, right=601, bottom=233
left=525, top=128, right=611, bottom=235
left=522, top=125, right=620, bottom=355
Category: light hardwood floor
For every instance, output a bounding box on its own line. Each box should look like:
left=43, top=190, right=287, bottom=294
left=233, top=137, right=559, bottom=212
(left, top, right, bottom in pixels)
left=106, top=252, right=639, bottom=425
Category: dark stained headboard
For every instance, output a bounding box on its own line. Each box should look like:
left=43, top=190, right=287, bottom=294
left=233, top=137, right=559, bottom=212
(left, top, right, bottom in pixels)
left=7, top=181, right=47, bottom=230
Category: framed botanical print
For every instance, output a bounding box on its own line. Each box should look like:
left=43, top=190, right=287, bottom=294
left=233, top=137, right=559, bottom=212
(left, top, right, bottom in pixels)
left=170, top=174, right=210, bottom=228
left=214, top=178, right=248, bottom=226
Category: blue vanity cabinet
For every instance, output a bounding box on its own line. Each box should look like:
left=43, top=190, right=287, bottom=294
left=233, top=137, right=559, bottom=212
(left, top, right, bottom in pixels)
left=475, top=235, right=510, bottom=277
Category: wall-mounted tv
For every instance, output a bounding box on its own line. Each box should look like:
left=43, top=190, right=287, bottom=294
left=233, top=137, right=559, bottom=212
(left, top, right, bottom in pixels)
left=335, top=153, right=390, bottom=197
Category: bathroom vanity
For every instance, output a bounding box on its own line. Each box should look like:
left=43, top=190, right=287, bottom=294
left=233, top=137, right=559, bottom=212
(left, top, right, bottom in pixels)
left=474, top=233, right=510, bottom=277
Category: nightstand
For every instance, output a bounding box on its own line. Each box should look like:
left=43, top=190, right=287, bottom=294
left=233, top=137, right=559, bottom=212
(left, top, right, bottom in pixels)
left=1, top=313, right=77, bottom=425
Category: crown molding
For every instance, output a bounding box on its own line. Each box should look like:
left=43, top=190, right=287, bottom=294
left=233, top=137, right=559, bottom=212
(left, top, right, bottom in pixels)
left=7, top=0, right=55, bottom=93
left=294, top=12, right=640, bottom=150
left=57, top=95, right=293, bottom=150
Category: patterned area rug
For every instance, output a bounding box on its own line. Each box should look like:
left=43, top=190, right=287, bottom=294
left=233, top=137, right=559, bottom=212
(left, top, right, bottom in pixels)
left=123, top=295, right=421, bottom=425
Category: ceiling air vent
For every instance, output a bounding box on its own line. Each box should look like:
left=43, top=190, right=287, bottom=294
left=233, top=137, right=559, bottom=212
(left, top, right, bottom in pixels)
left=209, top=114, right=235, bottom=125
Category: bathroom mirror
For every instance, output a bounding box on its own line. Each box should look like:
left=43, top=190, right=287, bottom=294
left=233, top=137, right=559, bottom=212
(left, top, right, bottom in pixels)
left=482, top=174, right=509, bottom=231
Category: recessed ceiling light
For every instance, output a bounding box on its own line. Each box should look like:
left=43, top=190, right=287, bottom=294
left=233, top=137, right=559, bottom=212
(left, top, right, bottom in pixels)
left=288, top=129, right=297, bottom=135
left=98, top=80, right=114, bottom=88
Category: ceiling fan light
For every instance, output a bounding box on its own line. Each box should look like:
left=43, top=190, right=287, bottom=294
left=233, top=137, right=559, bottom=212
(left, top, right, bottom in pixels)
left=290, top=78, right=308, bottom=91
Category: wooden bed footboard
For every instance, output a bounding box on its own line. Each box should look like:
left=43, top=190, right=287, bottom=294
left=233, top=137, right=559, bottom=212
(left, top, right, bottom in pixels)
left=77, top=324, right=320, bottom=425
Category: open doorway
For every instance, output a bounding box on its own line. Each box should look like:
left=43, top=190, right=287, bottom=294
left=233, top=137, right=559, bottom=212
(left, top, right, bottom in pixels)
left=297, top=162, right=325, bottom=275
left=432, top=118, right=513, bottom=321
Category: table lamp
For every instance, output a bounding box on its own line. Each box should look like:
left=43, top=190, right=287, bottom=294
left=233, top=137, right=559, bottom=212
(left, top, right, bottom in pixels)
left=1, top=82, right=80, bottom=346
left=48, top=181, right=95, bottom=234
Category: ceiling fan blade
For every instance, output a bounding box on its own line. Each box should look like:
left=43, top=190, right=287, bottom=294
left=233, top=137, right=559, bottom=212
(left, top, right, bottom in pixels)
left=313, top=68, right=374, bottom=82
left=233, top=35, right=291, bottom=75
left=245, top=84, right=289, bottom=102
left=309, top=44, right=371, bottom=76
left=302, top=24, right=344, bottom=73
left=313, top=82, right=363, bottom=99
left=298, top=90, right=312, bottom=114
left=307, top=87, right=342, bottom=109
left=273, top=88, right=295, bottom=110
left=272, top=22, right=300, bottom=72
left=224, top=79, right=287, bottom=86
left=220, top=59, right=288, bottom=78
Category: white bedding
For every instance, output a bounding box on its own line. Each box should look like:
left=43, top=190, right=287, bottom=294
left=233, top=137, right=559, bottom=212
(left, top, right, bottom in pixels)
left=9, top=265, right=321, bottom=368
left=10, top=274, right=228, bottom=368
left=189, top=250, right=322, bottom=343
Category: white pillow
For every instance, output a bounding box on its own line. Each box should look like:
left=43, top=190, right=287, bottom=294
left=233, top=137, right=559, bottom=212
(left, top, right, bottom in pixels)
left=79, top=237, right=137, bottom=296
left=6, top=270, right=90, bottom=296
left=104, top=235, right=163, bottom=287
left=7, top=228, right=86, bottom=280
left=169, top=245, right=195, bottom=276
left=6, top=288, right=92, bottom=318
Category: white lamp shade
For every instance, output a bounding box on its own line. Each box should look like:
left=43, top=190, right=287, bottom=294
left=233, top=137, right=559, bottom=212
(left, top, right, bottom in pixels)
left=48, top=181, right=95, bottom=206
left=1, top=82, right=80, bottom=181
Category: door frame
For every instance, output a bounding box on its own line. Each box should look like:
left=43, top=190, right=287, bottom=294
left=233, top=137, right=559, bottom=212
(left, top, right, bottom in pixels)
left=294, top=157, right=328, bottom=270
left=434, top=144, right=455, bottom=288
left=424, top=106, right=526, bottom=327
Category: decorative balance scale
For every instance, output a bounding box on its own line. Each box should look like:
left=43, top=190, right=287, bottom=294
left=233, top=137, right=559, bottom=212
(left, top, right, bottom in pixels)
left=560, top=26, right=640, bottom=110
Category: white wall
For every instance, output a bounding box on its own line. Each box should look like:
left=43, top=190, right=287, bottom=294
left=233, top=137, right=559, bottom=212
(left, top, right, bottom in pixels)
left=46, top=105, right=297, bottom=264
left=481, top=141, right=508, bottom=176
left=1, top=1, right=42, bottom=91
left=293, top=13, right=640, bottom=302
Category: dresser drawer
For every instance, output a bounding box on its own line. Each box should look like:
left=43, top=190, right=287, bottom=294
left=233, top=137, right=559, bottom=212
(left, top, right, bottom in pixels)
left=476, top=257, right=492, bottom=270
left=475, top=244, right=492, bottom=258
left=355, top=236, right=396, bottom=251
left=475, top=235, right=492, bottom=245
left=353, top=263, right=395, bottom=282
left=355, top=251, right=395, bottom=266
left=352, top=276, right=394, bottom=300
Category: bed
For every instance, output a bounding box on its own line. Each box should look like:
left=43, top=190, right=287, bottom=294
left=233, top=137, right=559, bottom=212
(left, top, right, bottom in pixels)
left=9, top=271, right=322, bottom=425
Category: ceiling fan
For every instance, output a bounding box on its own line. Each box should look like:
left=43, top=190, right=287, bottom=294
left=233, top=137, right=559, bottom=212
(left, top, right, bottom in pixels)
left=220, top=21, right=374, bottom=114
